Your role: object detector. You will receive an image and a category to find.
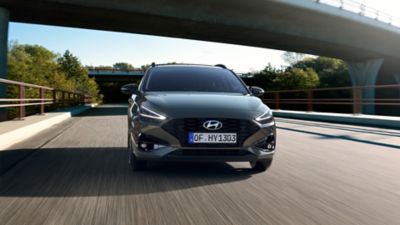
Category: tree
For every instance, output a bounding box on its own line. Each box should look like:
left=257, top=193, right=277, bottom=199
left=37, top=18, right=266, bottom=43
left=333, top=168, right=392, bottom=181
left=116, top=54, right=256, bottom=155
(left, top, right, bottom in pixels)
left=252, top=63, right=319, bottom=91
left=57, top=50, right=85, bottom=80
left=92, top=65, right=113, bottom=70
left=113, top=62, right=134, bottom=71
left=252, top=64, right=279, bottom=90
left=7, top=43, right=101, bottom=118
left=292, top=57, right=351, bottom=87
left=141, top=64, right=151, bottom=71
left=273, top=68, right=319, bottom=90
left=8, top=43, right=61, bottom=87
left=281, top=51, right=306, bottom=66
left=57, top=50, right=99, bottom=98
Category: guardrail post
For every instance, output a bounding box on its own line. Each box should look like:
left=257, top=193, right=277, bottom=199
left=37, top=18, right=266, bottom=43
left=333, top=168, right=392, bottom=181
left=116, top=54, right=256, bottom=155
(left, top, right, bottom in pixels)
left=307, top=90, right=313, bottom=112
left=61, top=91, right=65, bottom=108
left=52, top=90, right=57, bottom=109
left=19, top=85, right=25, bottom=119
left=39, top=88, right=45, bottom=115
left=274, top=92, right=280, bottom=110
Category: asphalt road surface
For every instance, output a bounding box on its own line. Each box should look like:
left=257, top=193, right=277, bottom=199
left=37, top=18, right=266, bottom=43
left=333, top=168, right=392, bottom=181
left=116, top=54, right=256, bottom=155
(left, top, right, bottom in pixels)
left=1, top=104, right=400, bottom=225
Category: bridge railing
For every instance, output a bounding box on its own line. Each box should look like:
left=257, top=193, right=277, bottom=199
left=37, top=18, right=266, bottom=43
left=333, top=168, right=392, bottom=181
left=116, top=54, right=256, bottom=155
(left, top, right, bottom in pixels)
left=262, top=84, right=400, bottom=115
left=0, top=78, right=91, bottom=120
left=313, top=0, right=400, bottom=28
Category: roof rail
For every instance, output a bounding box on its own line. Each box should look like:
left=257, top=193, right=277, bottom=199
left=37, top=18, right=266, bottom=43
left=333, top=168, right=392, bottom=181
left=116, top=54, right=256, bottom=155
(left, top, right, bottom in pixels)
left=214, top=64, right=227, bottom=69
left=149, top=63, right=229, bottom=69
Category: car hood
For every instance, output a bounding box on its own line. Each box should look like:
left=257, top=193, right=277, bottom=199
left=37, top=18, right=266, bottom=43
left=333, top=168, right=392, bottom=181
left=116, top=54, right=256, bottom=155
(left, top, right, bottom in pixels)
left=142, top=92, right=269, bottom=119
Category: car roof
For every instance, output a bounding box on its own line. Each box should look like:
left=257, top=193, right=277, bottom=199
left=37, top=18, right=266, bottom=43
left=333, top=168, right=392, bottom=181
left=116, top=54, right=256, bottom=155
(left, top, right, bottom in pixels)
left=150, top=63, right=227, bottom=69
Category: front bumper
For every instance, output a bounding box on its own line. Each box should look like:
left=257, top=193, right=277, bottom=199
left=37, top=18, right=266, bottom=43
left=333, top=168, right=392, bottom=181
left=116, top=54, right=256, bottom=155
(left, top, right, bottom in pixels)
left=133, top=145, right=275, bottom=162
left=130, top=117, right=276, bottom=162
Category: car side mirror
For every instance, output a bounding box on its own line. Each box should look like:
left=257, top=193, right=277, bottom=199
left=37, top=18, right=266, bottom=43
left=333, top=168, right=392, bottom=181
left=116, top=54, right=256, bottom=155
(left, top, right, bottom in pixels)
left=121, top=83, right=138, bottom=95
left=250, top=86, right=265, bottom=97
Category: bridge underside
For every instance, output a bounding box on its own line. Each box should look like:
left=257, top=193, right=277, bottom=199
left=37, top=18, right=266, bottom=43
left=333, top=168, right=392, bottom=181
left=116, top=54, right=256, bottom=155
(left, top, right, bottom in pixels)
left=1, top=0, right=400, bottom=61
left=90, top=75, right=142, bottom=103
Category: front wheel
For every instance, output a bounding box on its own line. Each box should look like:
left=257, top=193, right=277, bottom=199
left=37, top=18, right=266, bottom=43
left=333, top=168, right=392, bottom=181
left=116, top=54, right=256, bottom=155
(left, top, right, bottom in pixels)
left=129, top=151, right=147, bottom=171
left=128, top=134, right=147, bottom=171
left=250, top=158, right=273, bottom=172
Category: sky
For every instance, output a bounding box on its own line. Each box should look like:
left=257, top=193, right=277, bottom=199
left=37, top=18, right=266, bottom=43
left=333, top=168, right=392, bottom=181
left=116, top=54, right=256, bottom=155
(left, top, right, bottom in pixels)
left=8, top=0, right=400, bottom=73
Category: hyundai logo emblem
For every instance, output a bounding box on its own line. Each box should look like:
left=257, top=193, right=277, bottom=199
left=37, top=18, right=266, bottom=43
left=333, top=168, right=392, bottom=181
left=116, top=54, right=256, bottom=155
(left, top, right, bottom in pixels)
left=203, top=120, right=223, bottom=131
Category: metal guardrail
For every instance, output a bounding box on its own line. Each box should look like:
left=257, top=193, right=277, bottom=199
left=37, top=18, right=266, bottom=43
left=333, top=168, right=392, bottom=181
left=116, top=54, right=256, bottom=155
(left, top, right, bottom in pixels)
left=0, top=78, right=92, bottom=120
left=313, top=0, right=400, bottom=28
left=262, top=84, right=400, bottom=114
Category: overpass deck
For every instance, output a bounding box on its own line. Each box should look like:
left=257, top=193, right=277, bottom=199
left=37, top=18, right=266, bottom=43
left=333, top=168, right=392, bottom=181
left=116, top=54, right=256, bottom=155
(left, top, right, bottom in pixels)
left=0, top=105, right=399, bottom=225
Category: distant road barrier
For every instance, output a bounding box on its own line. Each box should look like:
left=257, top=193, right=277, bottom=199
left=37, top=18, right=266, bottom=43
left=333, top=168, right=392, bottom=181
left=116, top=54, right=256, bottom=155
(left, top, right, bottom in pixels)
left=0, top=78, right=92, bottom=120
left=262, top=84, right=400, bottom=115
left=313, top=0, right=400, bottom=28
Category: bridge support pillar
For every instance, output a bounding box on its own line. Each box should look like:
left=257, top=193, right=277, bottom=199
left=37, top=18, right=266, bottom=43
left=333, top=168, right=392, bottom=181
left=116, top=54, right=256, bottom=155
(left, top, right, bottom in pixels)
left=346, top=58, right=384, bottom=115
left=0, top=7, right=9, bottom=121
left=395, top=73, right=400, bottom=84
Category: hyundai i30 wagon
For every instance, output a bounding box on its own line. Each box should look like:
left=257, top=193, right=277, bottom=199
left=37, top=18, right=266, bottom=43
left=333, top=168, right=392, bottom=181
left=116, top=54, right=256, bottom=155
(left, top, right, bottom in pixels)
left=121, top=64, right=276, bottom=172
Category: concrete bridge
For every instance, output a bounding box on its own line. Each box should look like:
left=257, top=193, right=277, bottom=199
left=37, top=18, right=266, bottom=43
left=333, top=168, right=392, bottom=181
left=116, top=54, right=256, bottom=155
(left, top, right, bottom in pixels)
left=1, top=0, right=400, bottom=114
left=0, top=104, right=399, bottom=225
left=88, top=70, right=145, bottom=82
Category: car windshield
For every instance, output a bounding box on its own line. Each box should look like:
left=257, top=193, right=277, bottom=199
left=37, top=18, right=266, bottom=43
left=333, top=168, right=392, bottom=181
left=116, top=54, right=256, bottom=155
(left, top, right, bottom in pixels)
left=144, top=66, right=248, bottom=94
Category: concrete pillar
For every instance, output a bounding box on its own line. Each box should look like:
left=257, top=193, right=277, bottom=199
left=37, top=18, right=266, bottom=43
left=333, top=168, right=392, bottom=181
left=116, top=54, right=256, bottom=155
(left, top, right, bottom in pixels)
left=346, top=58, right=384, bottom=115
left=0, top=7, right=8, bottom=121
left=395, top=73, right=400, bottom=84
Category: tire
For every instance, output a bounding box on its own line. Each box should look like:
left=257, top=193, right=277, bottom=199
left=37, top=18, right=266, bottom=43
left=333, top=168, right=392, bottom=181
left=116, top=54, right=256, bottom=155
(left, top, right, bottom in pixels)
left=128, top=134, right=147, bottom=171
left=250, top=158, right=273, bottom=172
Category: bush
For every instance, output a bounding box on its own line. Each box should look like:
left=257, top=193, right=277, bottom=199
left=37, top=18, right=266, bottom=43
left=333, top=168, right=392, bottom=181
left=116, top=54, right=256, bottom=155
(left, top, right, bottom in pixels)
left=6, top=43, right=101, bottom=118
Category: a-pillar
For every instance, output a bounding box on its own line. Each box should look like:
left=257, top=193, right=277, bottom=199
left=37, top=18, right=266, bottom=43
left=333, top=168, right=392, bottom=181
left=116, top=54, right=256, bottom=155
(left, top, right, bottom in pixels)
left=0, top=7, right=8, bottom=121
left=346, top=58, right=384, bottom=115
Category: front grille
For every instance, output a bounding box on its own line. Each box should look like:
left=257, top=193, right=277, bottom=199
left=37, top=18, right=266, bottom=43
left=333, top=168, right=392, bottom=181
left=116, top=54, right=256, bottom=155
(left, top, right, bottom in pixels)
left=172, top=149, right=250, bottom=156
left=162, top=118, right=259, bottom=147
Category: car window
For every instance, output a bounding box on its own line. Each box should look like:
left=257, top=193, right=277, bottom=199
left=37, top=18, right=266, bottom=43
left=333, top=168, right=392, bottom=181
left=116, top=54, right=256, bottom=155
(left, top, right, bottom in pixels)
left=144, top=66, right=248, bottom=94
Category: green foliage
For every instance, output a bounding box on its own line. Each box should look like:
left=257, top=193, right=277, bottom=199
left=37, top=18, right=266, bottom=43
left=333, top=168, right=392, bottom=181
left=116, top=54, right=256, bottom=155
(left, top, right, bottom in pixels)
left=113, top=62, right=134, bottom=71
left=57, top=50, right=85, bottom=80
left=141, top=64, right=151, bottom=71
left=253, top=64, right=279, bottom=90
left=292, top=57, right=351, bottom=88
left=8, top=43, right=61, bottom=86
left=274, top=68, right=319, bottom=90
left=57, top=50, right=100, bottom=100
left=253, top=64, right=319, bottom=91
left=281, top=51, right=306, bottom=66
left=90, top=65, right=114, bottom=70
left=253, top=56, right=350, bottom=91
left=7, top=43, right=101, bottom=117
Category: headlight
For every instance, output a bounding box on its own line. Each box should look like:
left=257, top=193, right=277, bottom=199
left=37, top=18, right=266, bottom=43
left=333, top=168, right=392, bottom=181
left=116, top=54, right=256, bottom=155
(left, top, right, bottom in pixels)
left=139, top=105, right=166, bottom=120
left=255, top=110, right=274, bottom=126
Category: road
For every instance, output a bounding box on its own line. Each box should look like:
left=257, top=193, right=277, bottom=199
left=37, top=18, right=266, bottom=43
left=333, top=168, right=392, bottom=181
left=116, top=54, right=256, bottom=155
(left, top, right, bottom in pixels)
left=1, top=104, right=400, bottom=225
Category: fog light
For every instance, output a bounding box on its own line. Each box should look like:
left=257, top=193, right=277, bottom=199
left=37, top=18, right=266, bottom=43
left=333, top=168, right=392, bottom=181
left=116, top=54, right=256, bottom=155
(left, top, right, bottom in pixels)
left=256, top=135, right=275, bottom=152
left=140, top=143, right=147, bottom=149
left=153, top=144, right=166, bottom=149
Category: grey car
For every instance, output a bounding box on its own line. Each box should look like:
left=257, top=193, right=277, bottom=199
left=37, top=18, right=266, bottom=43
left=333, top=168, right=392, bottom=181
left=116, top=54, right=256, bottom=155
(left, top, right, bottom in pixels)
left=121, top=64, right=276, bottom=172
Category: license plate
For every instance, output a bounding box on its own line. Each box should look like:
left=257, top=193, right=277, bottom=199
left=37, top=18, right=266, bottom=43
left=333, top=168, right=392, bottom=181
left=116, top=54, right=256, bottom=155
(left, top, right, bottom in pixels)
left=188, top=132, right=237, bottom=144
